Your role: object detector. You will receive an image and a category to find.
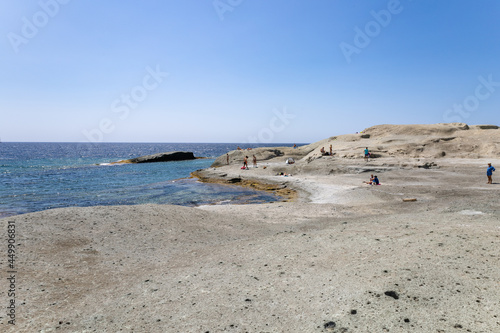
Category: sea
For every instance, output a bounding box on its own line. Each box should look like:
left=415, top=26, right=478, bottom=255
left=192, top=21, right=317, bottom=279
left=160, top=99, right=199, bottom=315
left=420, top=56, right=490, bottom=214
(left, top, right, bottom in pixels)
left=0, top=142, right=300, bottom=218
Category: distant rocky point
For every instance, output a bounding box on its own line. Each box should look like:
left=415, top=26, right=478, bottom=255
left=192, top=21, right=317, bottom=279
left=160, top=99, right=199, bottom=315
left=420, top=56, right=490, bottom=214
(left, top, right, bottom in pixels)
left=121, top=151, right=196, bottom=163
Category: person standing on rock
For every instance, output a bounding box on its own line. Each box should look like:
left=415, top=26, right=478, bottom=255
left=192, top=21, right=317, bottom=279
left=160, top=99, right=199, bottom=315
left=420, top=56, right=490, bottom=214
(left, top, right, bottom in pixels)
left=487, top=163, right=495, bottom=184
left=329, top=144, right=333, bottom=156
left=243, top=156, right=248, bottom=169
left=364, top=147, right=370, bottom=161
left=226, top=154, right=229, bottom=165
left=253, top=155, right=257, bottom=168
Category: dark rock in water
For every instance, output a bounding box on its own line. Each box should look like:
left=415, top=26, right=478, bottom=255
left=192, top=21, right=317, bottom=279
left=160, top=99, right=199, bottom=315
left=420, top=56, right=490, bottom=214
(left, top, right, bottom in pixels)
left=126, top=151, right=196, bottom=163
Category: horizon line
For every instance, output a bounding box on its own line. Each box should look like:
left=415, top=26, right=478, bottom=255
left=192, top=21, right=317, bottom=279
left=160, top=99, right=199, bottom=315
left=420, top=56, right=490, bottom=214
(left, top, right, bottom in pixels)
left=0, top=141, right=310, bottom=145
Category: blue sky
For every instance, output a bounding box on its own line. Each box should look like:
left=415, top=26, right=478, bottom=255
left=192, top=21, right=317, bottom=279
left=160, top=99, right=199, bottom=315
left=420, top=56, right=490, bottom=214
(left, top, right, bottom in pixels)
left=1, top=0, right=499, bottom=143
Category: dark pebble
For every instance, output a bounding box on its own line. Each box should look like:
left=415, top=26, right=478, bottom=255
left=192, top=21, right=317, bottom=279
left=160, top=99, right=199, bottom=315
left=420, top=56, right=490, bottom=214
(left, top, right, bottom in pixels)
left=404, top=318, right=410, bottom=323
left=350, top=310, right=357, bottom=315
left=384, top=291, right=399, bottom=300
left=324, top=321, right=336, bottom=329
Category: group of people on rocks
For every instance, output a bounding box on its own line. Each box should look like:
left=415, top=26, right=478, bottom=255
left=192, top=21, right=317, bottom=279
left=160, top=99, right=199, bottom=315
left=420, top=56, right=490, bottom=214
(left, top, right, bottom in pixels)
left=226, top=146, right=496, bottom=185
left=320, top=144, right=334, bottom=156
left=231, top=154, right=257, bottom=170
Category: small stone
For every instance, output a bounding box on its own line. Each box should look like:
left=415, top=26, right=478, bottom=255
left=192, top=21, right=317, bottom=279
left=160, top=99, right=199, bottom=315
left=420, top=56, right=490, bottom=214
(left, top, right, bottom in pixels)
left=324, top=321, right=336, bottom=330
left=384, top=291, right=399, bottom=300
left=350, top=309, right=357, bottom=315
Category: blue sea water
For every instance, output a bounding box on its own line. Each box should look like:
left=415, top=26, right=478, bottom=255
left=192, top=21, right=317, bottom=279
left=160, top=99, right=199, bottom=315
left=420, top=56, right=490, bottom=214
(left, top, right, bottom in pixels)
left=0, top=142, right=297, bottom=218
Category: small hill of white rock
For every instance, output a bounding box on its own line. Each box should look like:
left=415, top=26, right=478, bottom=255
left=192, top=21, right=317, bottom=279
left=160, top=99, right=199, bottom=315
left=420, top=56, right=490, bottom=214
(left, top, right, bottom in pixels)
left=212, top=123, right=500, bottom=166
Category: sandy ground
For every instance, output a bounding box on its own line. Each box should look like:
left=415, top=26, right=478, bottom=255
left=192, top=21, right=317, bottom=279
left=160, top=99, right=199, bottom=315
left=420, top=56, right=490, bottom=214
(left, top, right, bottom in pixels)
left=1, top=153, right=499, bottom=332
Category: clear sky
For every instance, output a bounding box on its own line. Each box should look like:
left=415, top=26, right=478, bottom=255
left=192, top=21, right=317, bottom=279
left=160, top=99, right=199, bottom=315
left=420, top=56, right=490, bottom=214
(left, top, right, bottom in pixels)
left=1, top=0, right=499, bottom=143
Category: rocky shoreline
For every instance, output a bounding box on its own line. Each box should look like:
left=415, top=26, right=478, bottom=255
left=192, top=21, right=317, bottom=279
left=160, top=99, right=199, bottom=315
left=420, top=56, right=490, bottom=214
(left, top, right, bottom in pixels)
left=191, top=169, right=298, bottom=203
left=1, top=123, right=499, bottom=332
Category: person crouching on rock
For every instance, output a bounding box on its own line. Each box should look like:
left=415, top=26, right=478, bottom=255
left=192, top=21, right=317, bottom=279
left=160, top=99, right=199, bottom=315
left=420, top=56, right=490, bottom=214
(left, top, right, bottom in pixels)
left=487, top=163, right=495, bottom=184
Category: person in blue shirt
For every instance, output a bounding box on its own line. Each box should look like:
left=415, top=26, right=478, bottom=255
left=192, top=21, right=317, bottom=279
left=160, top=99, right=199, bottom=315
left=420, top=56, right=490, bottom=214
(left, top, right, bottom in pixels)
left=364, top=147, right=370, bottom=161
left=363, top=174, right=379, bottom=185
left=363, top=174, right=375, bottom=184
left=487, top=163, right=495, bottom=184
